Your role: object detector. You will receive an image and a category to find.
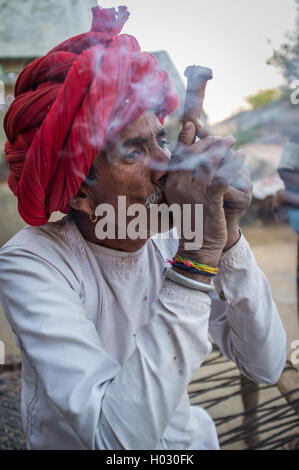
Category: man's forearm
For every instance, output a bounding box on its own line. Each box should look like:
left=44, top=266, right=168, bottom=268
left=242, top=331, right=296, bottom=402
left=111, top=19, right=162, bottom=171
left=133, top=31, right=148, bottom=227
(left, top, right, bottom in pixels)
left=211, top=234, right=287, bottom=385
left=282, top=190, right=299, bottom=207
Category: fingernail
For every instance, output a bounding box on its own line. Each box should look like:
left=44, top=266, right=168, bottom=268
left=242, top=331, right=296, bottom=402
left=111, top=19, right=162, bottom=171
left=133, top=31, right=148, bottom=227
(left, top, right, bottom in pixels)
left=196, top=118, right=204, bottom=127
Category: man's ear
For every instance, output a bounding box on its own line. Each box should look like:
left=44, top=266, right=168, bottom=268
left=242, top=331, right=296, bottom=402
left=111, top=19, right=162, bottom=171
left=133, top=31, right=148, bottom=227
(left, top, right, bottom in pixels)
left=68, top=186, right=94, bottom=216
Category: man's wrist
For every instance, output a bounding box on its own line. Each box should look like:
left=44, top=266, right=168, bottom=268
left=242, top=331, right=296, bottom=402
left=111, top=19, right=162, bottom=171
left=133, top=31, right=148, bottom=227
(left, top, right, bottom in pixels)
left=172, top=266, right=212, bottom=285
left=176, top=247, right=222, bottom=270
left=174, top=247, right=222, bottom=284
left=223, top=228, right=241, bottom=252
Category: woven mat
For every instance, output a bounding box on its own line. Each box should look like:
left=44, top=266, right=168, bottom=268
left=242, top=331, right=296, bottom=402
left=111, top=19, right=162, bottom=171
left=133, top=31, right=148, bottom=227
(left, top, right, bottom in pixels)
left=1, top=353, right=299, bottom=450
left=0, top=364, right=26, bottom=450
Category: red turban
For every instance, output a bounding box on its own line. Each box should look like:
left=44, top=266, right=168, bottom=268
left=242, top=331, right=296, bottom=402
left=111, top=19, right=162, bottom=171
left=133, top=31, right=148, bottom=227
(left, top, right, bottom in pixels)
left=4, top=6, right=179, bottom=226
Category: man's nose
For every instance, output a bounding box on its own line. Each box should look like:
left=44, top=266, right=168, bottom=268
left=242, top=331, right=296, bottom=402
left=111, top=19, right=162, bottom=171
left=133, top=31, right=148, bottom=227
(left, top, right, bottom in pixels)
left=149, top=145, right=171, bottom=185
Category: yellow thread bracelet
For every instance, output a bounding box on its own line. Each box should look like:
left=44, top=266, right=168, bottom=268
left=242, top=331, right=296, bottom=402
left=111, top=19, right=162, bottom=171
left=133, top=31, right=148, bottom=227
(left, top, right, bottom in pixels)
left=173, top=255, right=218, bottom=275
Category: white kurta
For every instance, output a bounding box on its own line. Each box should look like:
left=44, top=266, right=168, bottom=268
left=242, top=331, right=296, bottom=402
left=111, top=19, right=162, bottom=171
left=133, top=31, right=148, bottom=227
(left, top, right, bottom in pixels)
left=0, top=216, right=286, bottom=450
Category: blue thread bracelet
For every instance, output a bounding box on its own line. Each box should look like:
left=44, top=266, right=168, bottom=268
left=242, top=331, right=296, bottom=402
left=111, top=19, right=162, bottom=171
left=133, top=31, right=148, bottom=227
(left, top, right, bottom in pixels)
left=171, top=263, right=215, bottom=277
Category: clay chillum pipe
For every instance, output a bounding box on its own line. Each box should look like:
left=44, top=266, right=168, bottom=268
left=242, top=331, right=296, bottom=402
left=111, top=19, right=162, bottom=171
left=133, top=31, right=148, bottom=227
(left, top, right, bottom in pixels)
left=183, top=65, right=213, bottom=139
left=181, top=65, right=245, bottom=202
left=162, top=64, right=213, bottom=188
left=163, top=64, right=239, bottom=201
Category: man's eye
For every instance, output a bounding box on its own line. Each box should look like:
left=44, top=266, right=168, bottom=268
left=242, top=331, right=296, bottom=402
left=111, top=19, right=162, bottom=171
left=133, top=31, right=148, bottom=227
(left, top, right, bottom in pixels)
left=124, top=150, right=140, bottom=160
left=158, top=139, right=169, bottom=150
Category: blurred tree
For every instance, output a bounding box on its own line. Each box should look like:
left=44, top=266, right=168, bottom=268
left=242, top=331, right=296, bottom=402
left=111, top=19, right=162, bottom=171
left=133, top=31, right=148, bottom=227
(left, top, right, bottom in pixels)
left=267, top=0, right=299, bottom=87
left=233, top=125, right=258, bottom=149
left=246, top=88, right=280, bottom=109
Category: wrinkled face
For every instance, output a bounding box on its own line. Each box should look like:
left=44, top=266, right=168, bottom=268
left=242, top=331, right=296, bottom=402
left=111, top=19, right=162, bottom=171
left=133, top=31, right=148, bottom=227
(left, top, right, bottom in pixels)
left=87, top=111, right=173, bottom=240
left=93, top=111, right=170, bottom=205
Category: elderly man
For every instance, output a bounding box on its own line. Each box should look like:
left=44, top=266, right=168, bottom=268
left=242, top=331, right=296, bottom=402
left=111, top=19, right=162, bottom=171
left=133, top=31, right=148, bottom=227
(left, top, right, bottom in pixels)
left=0, top=6, right=286, bottom=450
left=273, top=133, right=299, bottom=233
left=273, top=133, right=299, bottom=317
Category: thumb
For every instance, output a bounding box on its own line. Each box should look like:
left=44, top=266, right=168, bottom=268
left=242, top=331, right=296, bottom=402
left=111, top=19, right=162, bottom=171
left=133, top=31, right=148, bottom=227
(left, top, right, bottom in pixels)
left=207, top=176, right=230, bottom=202
left=178, top=121, right=197, bottom=146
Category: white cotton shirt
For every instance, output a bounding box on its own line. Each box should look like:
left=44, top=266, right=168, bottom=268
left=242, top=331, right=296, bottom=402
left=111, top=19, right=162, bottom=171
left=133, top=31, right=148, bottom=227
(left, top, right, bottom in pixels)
left=0, top=216, right=286, bottom=450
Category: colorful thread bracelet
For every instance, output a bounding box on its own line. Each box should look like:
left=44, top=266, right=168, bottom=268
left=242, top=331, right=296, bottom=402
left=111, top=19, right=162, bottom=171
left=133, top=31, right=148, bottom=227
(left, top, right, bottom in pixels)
left=174, top=256, right=218, bottom=274
left=172, top=255, right=218, bottom=275
left=170, top=263, right=215, bottom=277
left=167, top=257, right=218, bottom=275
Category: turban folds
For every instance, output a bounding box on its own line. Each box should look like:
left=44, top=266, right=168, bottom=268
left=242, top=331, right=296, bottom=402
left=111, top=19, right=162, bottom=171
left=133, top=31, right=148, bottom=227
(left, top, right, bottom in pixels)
left=4, top=6, right=179, bottom=226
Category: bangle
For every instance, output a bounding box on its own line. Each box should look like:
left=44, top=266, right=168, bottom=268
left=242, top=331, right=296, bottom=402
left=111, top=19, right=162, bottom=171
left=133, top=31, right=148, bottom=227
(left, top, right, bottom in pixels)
left=164, top=267, right=215, bottom=293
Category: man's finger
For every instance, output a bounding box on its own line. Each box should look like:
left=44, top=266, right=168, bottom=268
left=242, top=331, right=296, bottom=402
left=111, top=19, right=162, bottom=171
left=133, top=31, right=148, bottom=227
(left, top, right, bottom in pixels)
left=206, top=149, right=246, bottom=200
left=195, top=119, right=210, bottom=139
left=193, top=135, right=236, bottom=169
left=193, top=141, right=235, bottom=185
left=177, top=121, right=197, bottom=146
left=169, top=135, right=222, bottom=171
left=226, top=167, right=252, bottom=196
left=223, top=184, right=252, bottom=209
left=219, top=135, right=236, bottom=149
left=216, top=149, right=246, bottom=185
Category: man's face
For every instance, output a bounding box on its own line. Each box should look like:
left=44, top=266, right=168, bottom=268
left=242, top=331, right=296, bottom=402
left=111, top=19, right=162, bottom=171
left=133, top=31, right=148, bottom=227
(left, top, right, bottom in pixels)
left=88, top=111, right=172, bottom=239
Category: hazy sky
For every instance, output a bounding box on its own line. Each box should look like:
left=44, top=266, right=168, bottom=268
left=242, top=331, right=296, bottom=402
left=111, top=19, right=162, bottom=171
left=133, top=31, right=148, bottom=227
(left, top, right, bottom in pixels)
left=99, top=0, right=297, bottom=123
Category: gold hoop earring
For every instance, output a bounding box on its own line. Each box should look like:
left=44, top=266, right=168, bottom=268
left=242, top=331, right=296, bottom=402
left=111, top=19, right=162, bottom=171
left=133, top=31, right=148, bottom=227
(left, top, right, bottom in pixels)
left=90, top=214, right=99, bottom=223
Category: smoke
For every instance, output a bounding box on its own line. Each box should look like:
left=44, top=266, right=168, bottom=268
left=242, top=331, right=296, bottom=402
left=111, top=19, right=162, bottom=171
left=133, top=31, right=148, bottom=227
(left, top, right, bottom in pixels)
left=6, top=1, right=249, bottom=225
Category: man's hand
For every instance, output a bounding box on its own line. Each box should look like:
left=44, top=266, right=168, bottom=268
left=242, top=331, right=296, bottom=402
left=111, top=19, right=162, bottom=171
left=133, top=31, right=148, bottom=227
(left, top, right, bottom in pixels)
left=181, top=120, right=252, bottom=253
left=273, top=189, right=299, bottom=211
left=223, top=167, right=252, bottom=251
left=166, top=122, right=246, bottom=271
left=273, top=189, right=299, bottom=223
